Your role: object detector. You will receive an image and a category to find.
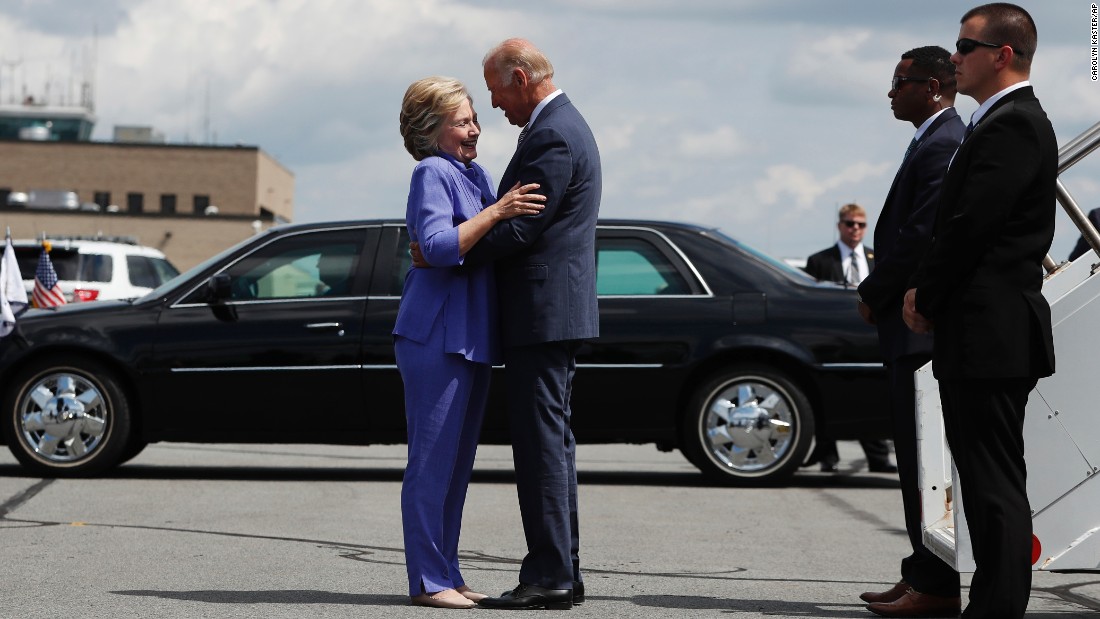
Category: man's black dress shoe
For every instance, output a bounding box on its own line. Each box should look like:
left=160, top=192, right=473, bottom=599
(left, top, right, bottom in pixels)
left=573, top=581, right=585, bottom=604
left=820, top=461, right=839, bottom=473
left=478, top=583, right=573, bottom=610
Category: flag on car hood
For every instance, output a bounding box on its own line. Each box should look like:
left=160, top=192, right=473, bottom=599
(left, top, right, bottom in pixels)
left=32, top=243, right=66, bottom=309
left=1, top=233, right=30, bottom=337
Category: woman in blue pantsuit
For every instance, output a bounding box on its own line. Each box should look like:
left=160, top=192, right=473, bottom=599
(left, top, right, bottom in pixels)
left=395, top=76, right=543, bottom=609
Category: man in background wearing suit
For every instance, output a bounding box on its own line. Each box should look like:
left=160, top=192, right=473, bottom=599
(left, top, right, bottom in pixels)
left=803, top=203, right=896, bottom=474
left=903, top=4, right=1057, bottom=617
left=465, top=39, right=602, bottom=611
left=856, top=45, right=965, bottom=617
left=1067, top=206, right=1100, bottom=261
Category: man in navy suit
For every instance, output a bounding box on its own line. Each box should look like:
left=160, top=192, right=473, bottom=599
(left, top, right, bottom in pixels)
left=856, top=46, right=965, bottom=617
left=803, top=203, right=895, bottom=474
left=467, top=39, right=601, bottom=611
left=903, top=4, right=1057, bottom=617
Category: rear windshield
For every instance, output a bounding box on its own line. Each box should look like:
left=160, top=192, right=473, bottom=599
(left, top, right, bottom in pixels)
left=13, top=247, right=112, bottom=283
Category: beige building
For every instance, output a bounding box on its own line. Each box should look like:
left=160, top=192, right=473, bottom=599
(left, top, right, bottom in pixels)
left=1, top=140, right=294, bottom=270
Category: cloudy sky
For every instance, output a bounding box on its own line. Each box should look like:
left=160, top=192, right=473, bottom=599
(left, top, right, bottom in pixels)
left=2, top=0, right=1099, bottom=261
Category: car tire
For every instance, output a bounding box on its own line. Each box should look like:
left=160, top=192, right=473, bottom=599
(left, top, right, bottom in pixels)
left=2, top=356, right=132, bottom=477
left=681, top=364, right=814, bottom=485
left=118, top=438, right=149, bottom=465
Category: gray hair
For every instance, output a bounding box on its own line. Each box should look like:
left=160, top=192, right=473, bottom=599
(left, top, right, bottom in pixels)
left=399, top=76, right=471, bottom=161
left=482, top=38, right=554, bottom=87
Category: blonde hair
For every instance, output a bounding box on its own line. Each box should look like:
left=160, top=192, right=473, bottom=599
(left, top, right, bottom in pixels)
left=838, top=203, right=866, bottom=221
left=483, top=38, right=554, bottom=87
left=399, top=76, right=472, bottom=161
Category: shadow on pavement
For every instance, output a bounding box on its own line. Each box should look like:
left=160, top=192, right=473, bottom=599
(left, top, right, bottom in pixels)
left=113, top=589, right=409, bottom=605
left=0, top=462, right=899, bottom=489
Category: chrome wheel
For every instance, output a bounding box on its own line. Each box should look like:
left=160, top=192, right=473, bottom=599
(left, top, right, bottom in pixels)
left=3, top=356, right=131, bottom=476
left=19, top=372, right=108, bottom=462
left=703, top=379, right=794, bottom=473
left=683, top=365, right=813, bottom=485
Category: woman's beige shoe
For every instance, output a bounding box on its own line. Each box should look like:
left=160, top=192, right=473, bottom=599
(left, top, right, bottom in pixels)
left=410, top=589, right=476, bottom=609
left=456, top=585, right=487, bottom=602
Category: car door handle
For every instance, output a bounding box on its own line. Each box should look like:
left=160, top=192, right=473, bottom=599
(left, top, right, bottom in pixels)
left=305, top=322, right=345, bottom=336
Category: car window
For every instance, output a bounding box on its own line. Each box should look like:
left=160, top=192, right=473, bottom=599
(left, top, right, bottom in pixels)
left=597, top=238, right=691, bottom=296
left=150, top=256, right=180, bottom=285
left=391, top=228, right=413, bottom=295
left=222, top=230, right=364, bottom=301
left=128, top=255, right=179, bottom=288
left=78, top=253, right=112, bottom=283
left=706, top=228, right=816, bottom=282
left=14, top=247, right=80, bottom=280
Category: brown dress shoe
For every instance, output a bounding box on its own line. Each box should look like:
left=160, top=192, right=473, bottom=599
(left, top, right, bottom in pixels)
left=867, top=588, right=961, bottom=618
left=860, top=580, right=910, bottom=603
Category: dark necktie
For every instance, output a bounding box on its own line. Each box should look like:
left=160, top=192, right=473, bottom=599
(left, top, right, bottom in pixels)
left=964, top=121, right=975, bottom=140
left=902, top=138, right=918, bottom=162
left=517, top=125, right=529, bottom=146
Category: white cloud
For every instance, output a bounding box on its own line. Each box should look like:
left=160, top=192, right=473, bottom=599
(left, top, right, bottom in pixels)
left=755, top=161, right=892, bottom=210
left=2, top=0, right=1097, bottom=262
left=678, top=125, right=747, bottom=158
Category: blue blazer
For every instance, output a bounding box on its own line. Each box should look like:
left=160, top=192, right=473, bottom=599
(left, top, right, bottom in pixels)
left=393, top=154, right=501, bottom=364
left=858, top=108, right=965, bottom=362
left=464, top=94, right=602, bottom=347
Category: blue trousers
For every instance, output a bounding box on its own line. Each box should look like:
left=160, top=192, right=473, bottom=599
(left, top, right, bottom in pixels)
left=395, top=334, right=490, bottom=597
left=505, top=341, right=581, bottom=590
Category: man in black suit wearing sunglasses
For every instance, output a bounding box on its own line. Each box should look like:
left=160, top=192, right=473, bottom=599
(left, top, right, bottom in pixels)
left=803, top=203, right=895, bottom=474
left=901, top=4, right=1057, bottom=618
left=857, top=45, right=966, bottom=619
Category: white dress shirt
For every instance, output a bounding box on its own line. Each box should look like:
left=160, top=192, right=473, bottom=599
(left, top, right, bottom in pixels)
left=838, top=241, right=869, bottom=284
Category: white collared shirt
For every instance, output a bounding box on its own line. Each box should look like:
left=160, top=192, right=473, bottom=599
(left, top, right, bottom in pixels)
left=913, top=107, right=954, bottom=142
left=970, top=81, right=1030, bottom=127
left=523, top=89, right=563, bottom=133
left=838, top=241, right=869, bottom=284
left=949, top=81, right=1030, bottom=168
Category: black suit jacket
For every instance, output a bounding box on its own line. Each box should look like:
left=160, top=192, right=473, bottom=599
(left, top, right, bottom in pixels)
left=858, top=108, right=965, bottom=362
left=912, top=86, right=1057, bottom=379
left=804, top=244, right=874, bottom=285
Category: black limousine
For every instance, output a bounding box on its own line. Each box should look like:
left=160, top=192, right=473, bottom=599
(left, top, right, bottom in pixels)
left=0, top=219, right=888, bottom=483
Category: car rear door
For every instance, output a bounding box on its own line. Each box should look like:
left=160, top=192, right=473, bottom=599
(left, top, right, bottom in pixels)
left=574, top=226, right=717, bottom=441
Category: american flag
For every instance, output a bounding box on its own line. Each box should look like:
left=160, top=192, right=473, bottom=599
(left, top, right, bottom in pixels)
left=32, top=247, right=66, bottom=308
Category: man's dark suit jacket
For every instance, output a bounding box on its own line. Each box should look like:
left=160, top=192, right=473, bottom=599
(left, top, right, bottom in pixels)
left=859, top=108, right=965, bottom=362
left=804, top=244, right=874, bottom=284
left=912, top=86, right=1056, bottom=379
left=1068, top=207, right=1100, bottom=261
left=464, top=94, right=602, bottom=346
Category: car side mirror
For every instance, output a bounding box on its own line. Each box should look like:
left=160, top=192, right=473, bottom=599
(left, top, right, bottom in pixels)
left=206, top=273, right=232, bottom=303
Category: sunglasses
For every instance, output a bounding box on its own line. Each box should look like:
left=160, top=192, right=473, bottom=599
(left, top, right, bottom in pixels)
left=841, top=220, right=867, bottom=229
left=956, top=37, right=1010, bottom=55
left=891, top=75, right=930, bottom=91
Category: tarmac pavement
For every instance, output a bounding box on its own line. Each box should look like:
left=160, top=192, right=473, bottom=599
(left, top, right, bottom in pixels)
left=0, top=441, right=1097, bottom=618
